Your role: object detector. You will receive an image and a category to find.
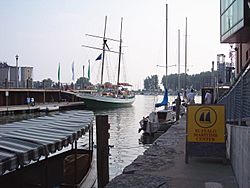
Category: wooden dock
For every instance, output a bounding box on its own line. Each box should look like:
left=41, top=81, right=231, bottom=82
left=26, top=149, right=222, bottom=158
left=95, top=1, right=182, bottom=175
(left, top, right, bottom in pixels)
left=0, top=102, right=86, bottom=116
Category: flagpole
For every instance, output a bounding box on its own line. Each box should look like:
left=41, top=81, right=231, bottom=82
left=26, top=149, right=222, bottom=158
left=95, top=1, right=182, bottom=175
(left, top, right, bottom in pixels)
left=72, top=61, right=74, bottom=81
left=72, top=61, right=75, bottom=90
left=83, top=65, right=85, bottom=78
left=58, top=62, right=61, bottom=102
left=58, top=62, right=60, bottom=89
left=88, top=59, right=91, bottom=81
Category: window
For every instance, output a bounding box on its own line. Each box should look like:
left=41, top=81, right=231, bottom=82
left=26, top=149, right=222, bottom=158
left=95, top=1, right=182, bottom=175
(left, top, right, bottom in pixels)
left=221, top=0, right=244, bottom=40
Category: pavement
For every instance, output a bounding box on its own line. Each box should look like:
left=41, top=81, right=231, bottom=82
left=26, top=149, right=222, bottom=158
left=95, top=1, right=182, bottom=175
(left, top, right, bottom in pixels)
left=106, top=115, right=238, bottom=188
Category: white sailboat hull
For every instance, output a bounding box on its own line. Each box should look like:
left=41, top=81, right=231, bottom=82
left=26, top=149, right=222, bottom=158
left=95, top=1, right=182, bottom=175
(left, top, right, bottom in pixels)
left=76, top=93, right=135, bottom=109
left=139, top=109, right=176, bottom=135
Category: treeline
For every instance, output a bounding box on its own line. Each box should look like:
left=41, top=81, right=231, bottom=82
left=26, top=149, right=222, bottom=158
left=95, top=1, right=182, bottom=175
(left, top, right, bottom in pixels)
left=144, top=71, right=214, bottom=91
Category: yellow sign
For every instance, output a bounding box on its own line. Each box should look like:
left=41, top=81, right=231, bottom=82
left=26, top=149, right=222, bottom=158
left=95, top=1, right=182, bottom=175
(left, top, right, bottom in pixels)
left=187, top=105, right=225, bottom=143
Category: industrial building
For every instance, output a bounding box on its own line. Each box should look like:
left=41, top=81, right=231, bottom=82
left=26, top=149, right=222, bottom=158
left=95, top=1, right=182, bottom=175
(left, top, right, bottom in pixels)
left=0, top=62, right=33, bottom=88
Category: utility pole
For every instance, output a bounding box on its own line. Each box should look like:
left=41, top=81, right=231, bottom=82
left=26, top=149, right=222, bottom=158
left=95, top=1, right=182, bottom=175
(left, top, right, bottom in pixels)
left=165, top=4, right=168, bottom=88
left=184, top=17, right=188, bottom=91
left=178, top=29, right=181, bottom=92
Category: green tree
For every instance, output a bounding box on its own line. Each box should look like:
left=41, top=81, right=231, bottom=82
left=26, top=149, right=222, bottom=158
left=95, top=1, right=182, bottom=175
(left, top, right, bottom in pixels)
left=144, top=75, right=159, bottom=91
left=161, top=71, right=214, bottom=91
left=42, top=78, right=53, bottom=89
left=75, top=77, right=92, bottom=89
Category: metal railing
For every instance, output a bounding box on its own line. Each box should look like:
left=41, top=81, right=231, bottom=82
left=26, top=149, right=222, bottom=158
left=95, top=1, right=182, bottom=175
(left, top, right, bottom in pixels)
left=217, top=61, right=250, bottom=123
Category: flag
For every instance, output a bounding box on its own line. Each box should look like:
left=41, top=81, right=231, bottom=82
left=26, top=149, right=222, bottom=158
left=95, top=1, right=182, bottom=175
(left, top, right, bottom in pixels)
left=72, top=61, right=75, bottom=81
left=95, top=53, right=102, bottom=61
left=58, top=63, right=60, bottom=82
left=88, top=60, right=90, bottom=81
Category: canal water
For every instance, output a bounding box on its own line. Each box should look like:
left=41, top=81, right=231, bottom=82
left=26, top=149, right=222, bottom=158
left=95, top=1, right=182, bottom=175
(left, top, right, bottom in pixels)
left=0, top=94, right=201, bottom=181
left=94, top=94, right=201, bottom=179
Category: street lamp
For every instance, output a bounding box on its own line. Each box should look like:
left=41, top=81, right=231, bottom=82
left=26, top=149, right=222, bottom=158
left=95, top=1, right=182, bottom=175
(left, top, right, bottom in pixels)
left=15, top=54, right=19, bottom=88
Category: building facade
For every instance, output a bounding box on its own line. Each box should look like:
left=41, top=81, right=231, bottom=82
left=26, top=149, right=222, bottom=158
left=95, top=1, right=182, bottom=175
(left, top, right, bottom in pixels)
left=20, top=67, right=33, bottom=88
left=220, top=0, right=250, bottom=76
left=0, top=62, right=18, bottom=88
left=0, top=62, right=33, bottom=88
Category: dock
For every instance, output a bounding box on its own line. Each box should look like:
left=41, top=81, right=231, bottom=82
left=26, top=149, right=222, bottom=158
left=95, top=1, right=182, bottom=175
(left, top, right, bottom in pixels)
left=0, top=101, right=86, bottom=116
left=106, top=115, right=238, bottom=188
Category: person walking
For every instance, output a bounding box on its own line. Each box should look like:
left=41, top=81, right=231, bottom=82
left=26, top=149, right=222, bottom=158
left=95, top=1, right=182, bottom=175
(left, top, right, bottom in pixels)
left=187, top=89, right=195, bottom=104
left=204, top=90, right=212, bottom=104
left=175, top=93, right=181, bottom=121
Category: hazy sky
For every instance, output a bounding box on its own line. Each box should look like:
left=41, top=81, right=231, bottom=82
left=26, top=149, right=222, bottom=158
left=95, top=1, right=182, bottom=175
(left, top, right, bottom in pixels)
left=0, top=0, right=229, bottom=89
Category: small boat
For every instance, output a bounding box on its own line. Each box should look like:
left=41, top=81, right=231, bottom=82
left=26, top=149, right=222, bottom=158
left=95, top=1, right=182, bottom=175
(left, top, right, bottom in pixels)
left=138, top=89, right=176, bottom=135
left=0, top=110, right=96, bottom=188
left=79, top=16, right=135, bottom=109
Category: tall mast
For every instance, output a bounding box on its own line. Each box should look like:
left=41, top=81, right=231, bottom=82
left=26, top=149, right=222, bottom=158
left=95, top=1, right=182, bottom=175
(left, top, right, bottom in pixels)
left=117, top=17, right=123, bottom=85
left=165, top=4, right=168, bottom=88
left=178, top=29, right=181, bottom=92
left=101, top=16, right=107, bottom=85
left=184, top=17, right=188, bottom=90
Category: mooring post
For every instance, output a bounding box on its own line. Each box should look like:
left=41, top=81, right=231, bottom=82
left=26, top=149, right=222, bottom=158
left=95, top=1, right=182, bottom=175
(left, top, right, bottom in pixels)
left=96, top=115, right=110, bottom=188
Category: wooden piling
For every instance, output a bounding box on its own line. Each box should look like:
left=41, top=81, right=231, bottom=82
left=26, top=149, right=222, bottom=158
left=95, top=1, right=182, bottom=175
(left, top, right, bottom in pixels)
left=96, top=115, right=110, bottom=188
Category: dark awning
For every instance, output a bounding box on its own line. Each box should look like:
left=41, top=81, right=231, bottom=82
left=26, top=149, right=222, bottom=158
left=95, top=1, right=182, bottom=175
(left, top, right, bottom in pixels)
left=0, top=110, right=94, bottom=176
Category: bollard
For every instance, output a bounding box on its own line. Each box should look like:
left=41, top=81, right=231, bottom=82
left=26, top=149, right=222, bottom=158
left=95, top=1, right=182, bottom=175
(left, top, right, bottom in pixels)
left=96, top=115, right=110, bottom=188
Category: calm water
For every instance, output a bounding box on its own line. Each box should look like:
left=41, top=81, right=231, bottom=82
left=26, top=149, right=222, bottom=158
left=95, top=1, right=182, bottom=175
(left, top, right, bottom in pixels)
left=94, top=94, right=201, bottom=179
left=0, top=94, right=201, bottom=180
left=94, top=94, right=188, bottom=179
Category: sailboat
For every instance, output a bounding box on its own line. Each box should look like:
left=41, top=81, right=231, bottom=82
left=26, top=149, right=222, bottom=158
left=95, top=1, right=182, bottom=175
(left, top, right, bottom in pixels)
left=138, top=89, right=176, bottom=135
left=77, top=16, right=135, bottom=109
left=138, top=4, right=176, bottom=135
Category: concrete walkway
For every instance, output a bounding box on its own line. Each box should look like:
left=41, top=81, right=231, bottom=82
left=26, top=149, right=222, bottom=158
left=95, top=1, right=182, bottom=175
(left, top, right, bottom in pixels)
left=106, top=115, right=238, bottom=188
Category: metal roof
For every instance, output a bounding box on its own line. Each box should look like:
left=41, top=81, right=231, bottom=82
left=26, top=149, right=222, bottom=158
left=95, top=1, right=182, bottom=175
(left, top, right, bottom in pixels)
left=0, top=110, right=94, bottom=176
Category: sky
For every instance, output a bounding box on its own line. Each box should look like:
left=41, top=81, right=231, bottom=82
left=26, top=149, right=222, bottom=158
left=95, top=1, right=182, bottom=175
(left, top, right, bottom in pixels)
left=0, top=0, right=230, bottom=89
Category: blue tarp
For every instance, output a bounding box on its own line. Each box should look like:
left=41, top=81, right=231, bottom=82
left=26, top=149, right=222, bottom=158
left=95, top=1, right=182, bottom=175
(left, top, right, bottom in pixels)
left=155, top=89, right=168, bottom=107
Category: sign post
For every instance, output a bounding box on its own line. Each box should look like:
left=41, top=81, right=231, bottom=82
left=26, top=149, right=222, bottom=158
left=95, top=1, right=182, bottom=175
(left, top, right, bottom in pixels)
left=185, top=104, right=226, bottom=164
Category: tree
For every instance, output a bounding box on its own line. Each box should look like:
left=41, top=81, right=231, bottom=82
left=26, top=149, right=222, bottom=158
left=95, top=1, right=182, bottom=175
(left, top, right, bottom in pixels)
left=161, top=71, right=214, bottom=91
left=42, top=78, right=53, bottom=89
left=144, top=75, right=159, bottom=91
left=75, top=77, right=92, bottom=89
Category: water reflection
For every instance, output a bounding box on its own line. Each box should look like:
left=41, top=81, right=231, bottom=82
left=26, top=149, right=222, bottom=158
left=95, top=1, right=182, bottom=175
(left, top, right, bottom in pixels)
left=94, top=95, right=201, bottom=179
left=0, top=95, right=201, bottom=180
left=94, top=104, right=147, bottom=179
